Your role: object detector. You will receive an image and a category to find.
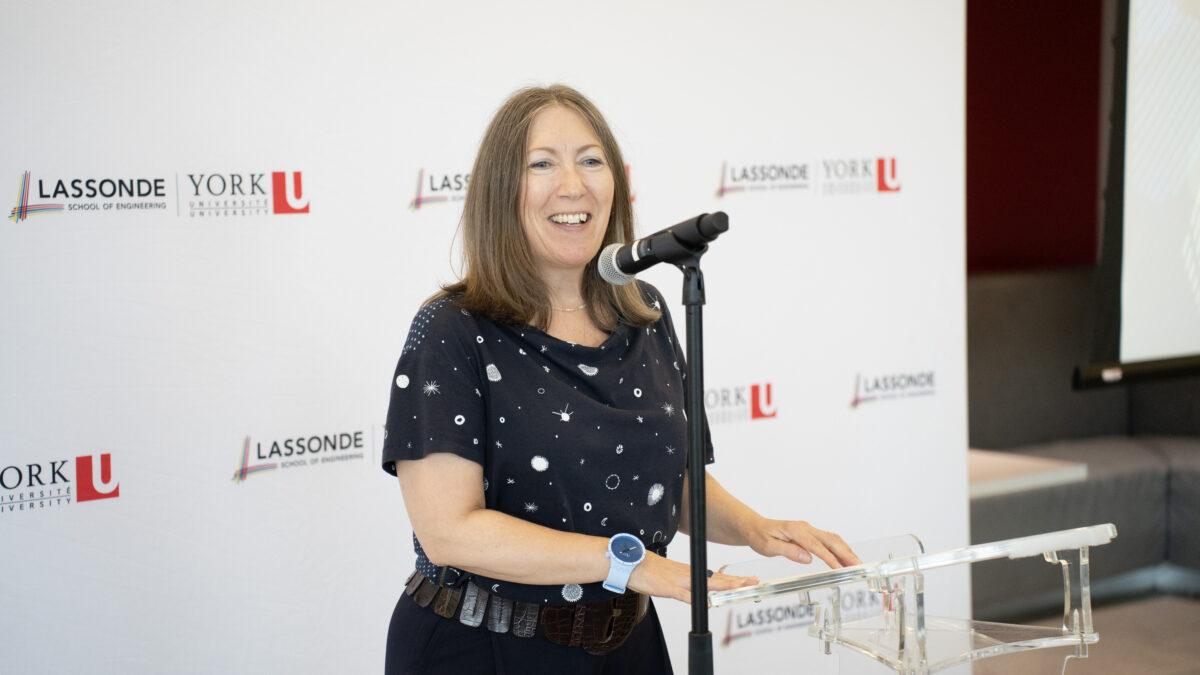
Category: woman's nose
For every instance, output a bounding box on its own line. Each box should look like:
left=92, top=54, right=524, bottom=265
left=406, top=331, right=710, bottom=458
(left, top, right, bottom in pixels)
left=558, top=165, right=585, bottom=198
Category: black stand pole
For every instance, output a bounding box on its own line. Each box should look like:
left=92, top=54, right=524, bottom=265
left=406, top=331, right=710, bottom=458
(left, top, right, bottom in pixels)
left=681, top=263, right=713, bottom=675
left=617, top=210, right=727, bottom=675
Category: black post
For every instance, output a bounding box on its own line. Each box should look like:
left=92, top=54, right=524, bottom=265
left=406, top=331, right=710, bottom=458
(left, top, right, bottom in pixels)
left=682, top=264, right=711, bottom=675
left=617, top=211, right=727, bottom=675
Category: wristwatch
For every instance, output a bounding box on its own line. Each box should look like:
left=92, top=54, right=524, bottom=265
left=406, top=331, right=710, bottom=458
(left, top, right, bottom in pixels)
left=603, top=533, right=646, bottom=593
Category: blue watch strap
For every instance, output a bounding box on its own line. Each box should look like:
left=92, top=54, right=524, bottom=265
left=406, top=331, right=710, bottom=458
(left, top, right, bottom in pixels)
left=603, top=556, right=636, bottom=593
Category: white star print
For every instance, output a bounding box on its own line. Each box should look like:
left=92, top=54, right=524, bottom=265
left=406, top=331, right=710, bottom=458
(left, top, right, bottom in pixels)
left=422, top=381, right=441, bottom=396
left=495, top=440, right=503, bottom=448
left=661, top=403, right=675, bottom=417
left=524, top=503, right=538, bottom=513
left=540, top=345, right=548, bottom=353
left=666, top=445, right=675, bottom=455
left=636, top=416, right=644, bottom=423
left=633, top=474, right=639, bottom=481
left=552, top=404, right=573, bottom=422
left=506, top=478, right=516, bottom=484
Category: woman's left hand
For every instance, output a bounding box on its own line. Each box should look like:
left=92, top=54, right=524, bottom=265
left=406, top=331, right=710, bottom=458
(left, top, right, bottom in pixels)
left=745, top=518, right=862, bottom=569
left=682, top=472, right=863, bottom=569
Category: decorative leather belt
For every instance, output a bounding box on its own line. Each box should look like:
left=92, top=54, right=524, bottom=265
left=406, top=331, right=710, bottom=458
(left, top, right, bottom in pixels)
left=403, top=571, right=649, bottom=655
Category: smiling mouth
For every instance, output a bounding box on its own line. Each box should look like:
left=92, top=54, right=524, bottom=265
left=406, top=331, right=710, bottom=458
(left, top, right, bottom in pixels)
left=549, top=213, right=590, bottom=225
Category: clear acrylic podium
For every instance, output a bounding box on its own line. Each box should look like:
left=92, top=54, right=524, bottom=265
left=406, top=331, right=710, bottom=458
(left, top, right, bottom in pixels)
left=709, top=524, right=1118, bottom=674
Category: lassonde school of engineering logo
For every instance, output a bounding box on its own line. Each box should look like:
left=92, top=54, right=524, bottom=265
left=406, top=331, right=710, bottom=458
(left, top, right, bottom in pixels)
left=8, top=170, right=310, bottom=221
left=232, top=430, right=368, bottom=484
left=716, top=157, right=901, bottom=198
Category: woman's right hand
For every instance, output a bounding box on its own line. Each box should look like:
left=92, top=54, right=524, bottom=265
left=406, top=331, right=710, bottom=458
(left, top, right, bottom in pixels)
left=627, top=552, right=757, bottom=604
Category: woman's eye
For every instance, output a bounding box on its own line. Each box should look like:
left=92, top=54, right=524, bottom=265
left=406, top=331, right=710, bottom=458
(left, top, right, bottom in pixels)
left=582, top=158, right=604, bottom=167
left=529, top=160, right=551, bottom=170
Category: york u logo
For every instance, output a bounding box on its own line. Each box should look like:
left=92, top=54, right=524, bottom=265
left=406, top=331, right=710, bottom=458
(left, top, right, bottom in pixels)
left=750, top=383, right=777, bottom=419
left=272, top=171, right=309, bottom=214
left=877, top=158, right=901, bottom=192
left=187, top=172, right=266, bottom=197
left=76, top=453, right=119, bottom=502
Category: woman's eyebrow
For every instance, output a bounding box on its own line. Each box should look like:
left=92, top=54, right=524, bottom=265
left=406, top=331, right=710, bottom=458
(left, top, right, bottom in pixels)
left=527, top=144, right=603, bottom=155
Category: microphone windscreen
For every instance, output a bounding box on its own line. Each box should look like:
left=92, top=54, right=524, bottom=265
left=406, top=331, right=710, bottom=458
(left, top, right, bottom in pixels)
left=598, top=243, right=635, bottom=285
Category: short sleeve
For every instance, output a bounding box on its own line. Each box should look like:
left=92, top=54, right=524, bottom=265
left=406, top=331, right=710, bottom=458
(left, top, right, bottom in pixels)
left=381, top=298, right=487, bottom=475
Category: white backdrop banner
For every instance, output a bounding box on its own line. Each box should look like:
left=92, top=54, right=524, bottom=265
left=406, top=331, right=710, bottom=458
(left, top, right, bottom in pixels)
left=1, top=1, right=966, bottom=673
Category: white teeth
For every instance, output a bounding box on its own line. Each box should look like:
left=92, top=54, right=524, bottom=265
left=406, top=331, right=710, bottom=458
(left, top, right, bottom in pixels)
left=551, top=213, right=589, bottom=225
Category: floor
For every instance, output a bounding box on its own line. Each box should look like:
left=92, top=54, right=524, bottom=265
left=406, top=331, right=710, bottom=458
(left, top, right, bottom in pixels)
left=972, top=594, right=1200, bottom=674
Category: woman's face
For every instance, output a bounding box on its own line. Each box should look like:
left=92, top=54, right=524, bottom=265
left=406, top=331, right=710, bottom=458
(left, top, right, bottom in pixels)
left=519, top=105, right=614, bottom=282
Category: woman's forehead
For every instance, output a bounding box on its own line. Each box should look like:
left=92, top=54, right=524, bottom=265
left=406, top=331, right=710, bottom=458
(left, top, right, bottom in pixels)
left=526, top=106, right=602, bottom=152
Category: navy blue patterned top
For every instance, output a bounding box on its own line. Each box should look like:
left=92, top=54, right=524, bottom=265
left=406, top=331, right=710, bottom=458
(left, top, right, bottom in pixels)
left=382, top=283, right=712, bottom=605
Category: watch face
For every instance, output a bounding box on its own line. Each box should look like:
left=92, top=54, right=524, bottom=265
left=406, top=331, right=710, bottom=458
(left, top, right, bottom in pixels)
left=610, top=534, right=644, bottom=563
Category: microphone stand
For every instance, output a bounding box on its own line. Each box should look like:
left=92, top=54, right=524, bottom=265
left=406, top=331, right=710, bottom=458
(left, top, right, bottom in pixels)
left=679, top=259, right=713, bottom=675
left=616, top=210, right=727, bottom=675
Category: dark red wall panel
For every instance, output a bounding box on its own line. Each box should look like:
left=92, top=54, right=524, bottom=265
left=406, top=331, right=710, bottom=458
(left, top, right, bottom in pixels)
left=967, top=1, right=1103, bottom=273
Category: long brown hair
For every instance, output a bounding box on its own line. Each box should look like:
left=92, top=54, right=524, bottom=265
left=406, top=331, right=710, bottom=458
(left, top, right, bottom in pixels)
left=436, top=84, right=659, bottom=331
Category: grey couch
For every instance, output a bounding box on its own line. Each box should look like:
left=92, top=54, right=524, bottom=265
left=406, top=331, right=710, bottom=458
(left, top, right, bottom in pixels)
left=967, top=268, right=1200, bottom=620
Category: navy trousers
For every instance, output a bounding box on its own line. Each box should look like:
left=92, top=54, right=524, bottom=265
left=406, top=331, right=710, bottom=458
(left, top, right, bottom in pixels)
left=385, top=592, right=675, bottom=675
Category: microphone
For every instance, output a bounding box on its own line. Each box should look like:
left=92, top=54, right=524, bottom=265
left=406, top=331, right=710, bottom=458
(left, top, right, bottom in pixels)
left=598, top=212, right=728, bottom=285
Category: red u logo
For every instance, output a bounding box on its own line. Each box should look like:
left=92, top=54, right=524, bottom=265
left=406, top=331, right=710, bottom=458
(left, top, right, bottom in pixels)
left=76, top=453, right=120, bottom=502
left=272, top=171, right=310, bottom=214
left=877, top=158, right=901, bottom=192
left=751, top=383, right=777, bottom=419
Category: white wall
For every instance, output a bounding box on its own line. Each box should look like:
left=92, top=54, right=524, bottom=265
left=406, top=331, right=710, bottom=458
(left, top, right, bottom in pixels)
left=0, top=1, right=966, bottom=672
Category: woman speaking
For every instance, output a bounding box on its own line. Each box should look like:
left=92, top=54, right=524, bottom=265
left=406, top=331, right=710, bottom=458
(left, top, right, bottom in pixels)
left=381, top=84, right=859, bottom=674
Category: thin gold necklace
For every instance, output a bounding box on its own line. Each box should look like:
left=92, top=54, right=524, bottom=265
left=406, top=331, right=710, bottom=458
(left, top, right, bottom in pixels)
left=551, top=303, right=587, bottom=312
